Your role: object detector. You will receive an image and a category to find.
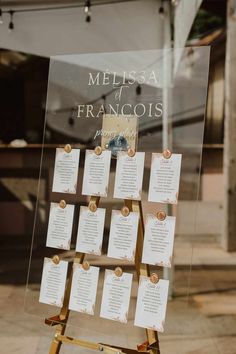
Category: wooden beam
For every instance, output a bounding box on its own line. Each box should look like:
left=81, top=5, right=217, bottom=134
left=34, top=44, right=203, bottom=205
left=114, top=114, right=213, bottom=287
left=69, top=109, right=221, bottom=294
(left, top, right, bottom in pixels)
left=222, top=0, right=236, bottom=251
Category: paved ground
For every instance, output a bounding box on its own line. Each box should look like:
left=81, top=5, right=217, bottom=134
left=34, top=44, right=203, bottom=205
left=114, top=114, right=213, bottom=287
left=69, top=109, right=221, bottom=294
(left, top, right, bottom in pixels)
left=1, top=268, right=236, bottom=354
left=1, top=236, right=236, bottom=354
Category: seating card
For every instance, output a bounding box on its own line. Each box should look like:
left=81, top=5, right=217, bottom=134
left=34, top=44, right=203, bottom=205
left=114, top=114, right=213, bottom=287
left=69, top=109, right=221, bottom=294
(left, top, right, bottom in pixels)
left=107, top=210, right=139, bottom=262
left=69, top=264, right=99, bottom=315
left=113, top=151, right=145, bottom=200
left=100, top=270, right=133, bottom=323
left=82, top=149, right=111, bottom=197
left=148, top=153, right=182, bottom=204
left=76, top=206, right=105, bottom=255
left=142, top=214, right=176, bottom=268
left=134, top=277, right=169, bottom=332
left=46, top=202, right=74, bottom=250
left=39, top=257, right=68, bottom=308
left=52, top=148, right=80, bottom=194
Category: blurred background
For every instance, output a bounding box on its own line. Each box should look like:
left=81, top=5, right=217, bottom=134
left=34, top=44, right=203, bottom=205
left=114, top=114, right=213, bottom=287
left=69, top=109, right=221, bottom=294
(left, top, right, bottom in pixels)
left=0, top=0, right=236, bottom=353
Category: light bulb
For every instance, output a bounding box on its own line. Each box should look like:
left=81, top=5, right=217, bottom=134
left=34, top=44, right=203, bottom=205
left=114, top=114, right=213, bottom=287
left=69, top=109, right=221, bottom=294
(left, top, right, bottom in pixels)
left=0, top=9, right=3, bottom=24
left=86, top=14, right=91, bottom=22
left=136, top=85, right=142, bottom=96
left=84, top=0, right=91, bottom=22
left=8, top=10, right=14, bottom=32
left=84, top=1, right=91, bottom=13
left=8, top=21, right=14, bottom=33
left=171, top=0, right=179, bottom=6
left=158, top=6, right=165, bottom=19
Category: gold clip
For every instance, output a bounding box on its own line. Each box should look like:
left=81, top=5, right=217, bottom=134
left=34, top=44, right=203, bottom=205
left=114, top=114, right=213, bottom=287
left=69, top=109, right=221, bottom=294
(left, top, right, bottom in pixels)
left=127, top=147, right=135, bottom=157
left=121, top=206, right=130, bottom=217
left=59, top=200, right=66, bottom=209
left=137, top=341, right=159, bottom=352
left=94, top=146, right=102, bottom=155
left=137, top=341, right=149, bottom=352
left=163, top=149, right=172, bottom=159
left=150, top=273, right=159, bottom=284
left=114, top=267, right=123, bottom=277
left=52, top=255, right=60, bottom=265
left=157, top=211, right=166, bottom=221
left=89, top=203, right=97, bottom=213
left=64, top=144, right=72, bottom=153
left=82, top=261, right=90, bottom=271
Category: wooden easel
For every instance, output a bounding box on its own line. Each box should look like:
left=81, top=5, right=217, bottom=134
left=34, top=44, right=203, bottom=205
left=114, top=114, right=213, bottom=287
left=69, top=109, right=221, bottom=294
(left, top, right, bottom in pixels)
left=46, top=196, right=160, bottom=354
left=45, top=115, right=160, bottom=354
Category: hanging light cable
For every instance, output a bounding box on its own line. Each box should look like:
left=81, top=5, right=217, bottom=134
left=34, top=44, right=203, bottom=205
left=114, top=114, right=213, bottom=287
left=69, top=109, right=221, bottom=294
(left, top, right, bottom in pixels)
left=84, top=0, right=91, bottom=23
left=8, top=10, right=14, bottom=32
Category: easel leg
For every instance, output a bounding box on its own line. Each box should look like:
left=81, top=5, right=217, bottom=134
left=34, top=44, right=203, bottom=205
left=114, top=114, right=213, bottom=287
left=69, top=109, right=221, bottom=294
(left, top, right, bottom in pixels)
left=47, top=197, right=100, bottom=354
left=49, top=327, right=64, bottom=354
left=126, top=200, right=160, bottom=354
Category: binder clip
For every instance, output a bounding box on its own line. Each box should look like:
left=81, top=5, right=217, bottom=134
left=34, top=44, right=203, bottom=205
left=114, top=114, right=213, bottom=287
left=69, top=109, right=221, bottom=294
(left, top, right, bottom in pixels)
left=89, top=203, right=97, bottom=213
left=150, top=273, right=159, bottom=284
left=82, top=261, right=90, bottom=271
left=156, top=211, right=166, bottom=221
left=95, top=146, right=102, bottom=155
left=163, top=149, right=172, bottom=159
left=59, top=200, right=66, bottom=209
left=64, top=144, right=72, bottom=153
left=114, top=267, right=123, bottom=277
left=127, top=147, right=136, bottom=157
left=121, top=206, right=130, bottom=217
left=52, top=255, right=60, bottom=265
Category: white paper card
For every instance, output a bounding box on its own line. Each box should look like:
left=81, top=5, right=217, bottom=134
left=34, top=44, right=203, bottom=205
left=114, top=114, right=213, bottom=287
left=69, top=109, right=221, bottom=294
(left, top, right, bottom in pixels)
left=100, top=270, right=133, bottom=323
left=76, top=206, right=105, bottom=255
left=39, top=258, right=68, bottom=308
left=69, top=264, right=99, bottom=315
left=114, top=151, right=145, bottom=200
left=148, top=153, right=182, bottom=204
left=52, top=148, right=80, bottom=194
left=46, top=202, right=74, bottom=250
left=82, top=149, right=111, bottom=197
left=134, top=277, right=169, bottom=332
left=107, top=210, right=139, bottom=262
left=142, top=214, right=176, bottom=268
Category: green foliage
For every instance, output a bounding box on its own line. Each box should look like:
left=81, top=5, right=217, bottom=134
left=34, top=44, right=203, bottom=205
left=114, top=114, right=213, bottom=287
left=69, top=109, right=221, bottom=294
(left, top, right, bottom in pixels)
left=189, top=9, right=225, bottom=39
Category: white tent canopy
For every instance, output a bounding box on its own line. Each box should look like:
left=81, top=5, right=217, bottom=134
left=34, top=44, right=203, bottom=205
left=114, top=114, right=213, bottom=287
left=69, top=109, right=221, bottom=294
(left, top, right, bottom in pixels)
left=0, top=0, right=168, bottom=57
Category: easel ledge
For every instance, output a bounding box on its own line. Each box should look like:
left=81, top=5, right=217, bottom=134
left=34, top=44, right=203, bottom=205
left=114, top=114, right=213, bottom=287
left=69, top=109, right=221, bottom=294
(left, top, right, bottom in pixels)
left=46, top=329, right=159, bottom=354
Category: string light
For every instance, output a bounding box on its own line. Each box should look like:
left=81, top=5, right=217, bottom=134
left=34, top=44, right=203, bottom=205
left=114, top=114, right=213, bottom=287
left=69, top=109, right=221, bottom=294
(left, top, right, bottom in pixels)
left=136, top=85, right=142, bottom=96
left=8, top=10, right=14, bottom=33
left=0, top=8, right=3, bottom=24
left=68, top=109, right=75, bottom=126
left=0, top=0, right=106, bottom=28
left=101, top=94, right=107, bottom=114
left=158, top=0, right=165, bottom=19
left=84, top=0, right=91, bottom=23
left=171, top=0, right=179, bottom=6
left=0, top=0, right=2, bottom=24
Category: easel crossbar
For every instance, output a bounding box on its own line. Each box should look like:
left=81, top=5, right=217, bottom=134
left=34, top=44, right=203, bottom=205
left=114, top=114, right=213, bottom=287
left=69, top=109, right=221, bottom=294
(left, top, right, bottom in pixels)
left=53, top=334, right=152, bottom=353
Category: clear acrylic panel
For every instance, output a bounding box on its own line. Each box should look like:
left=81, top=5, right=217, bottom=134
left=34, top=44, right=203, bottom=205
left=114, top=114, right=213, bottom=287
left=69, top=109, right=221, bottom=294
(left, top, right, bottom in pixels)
left=25, top=47, right=210, bottom=353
